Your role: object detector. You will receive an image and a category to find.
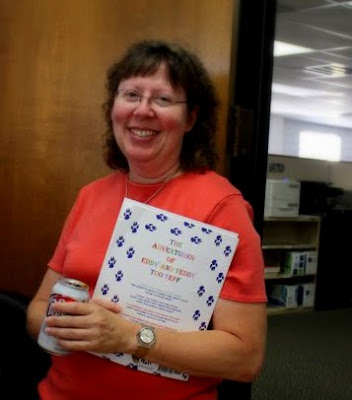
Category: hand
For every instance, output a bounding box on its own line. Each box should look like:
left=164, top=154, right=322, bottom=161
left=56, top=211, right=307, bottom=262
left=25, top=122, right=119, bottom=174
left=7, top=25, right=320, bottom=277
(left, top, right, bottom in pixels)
left=44, top=298, right=136, bottom=354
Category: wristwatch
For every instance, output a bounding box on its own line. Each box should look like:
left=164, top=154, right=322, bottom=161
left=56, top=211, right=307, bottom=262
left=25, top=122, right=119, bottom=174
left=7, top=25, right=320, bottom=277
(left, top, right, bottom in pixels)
left=134, top=326, right=156, bottom=359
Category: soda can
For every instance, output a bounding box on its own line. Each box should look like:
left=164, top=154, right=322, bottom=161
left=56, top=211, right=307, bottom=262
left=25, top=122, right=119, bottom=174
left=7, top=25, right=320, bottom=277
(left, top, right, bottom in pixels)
left=37, top=278, right=90, bottom=356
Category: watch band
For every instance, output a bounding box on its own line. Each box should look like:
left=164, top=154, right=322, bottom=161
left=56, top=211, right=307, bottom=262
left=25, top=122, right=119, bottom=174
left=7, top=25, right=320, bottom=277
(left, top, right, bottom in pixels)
left=133, top=345, right=151, bottom=360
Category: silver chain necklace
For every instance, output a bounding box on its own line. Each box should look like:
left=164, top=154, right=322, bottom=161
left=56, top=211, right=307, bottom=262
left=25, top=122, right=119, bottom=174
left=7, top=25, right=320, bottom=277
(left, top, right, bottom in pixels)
left=124, top=168, right=181, bottom=204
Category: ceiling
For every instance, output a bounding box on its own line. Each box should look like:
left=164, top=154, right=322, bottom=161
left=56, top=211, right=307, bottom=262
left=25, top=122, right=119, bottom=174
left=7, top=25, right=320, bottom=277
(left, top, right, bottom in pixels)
left=271, top=0, right=352, bottom=129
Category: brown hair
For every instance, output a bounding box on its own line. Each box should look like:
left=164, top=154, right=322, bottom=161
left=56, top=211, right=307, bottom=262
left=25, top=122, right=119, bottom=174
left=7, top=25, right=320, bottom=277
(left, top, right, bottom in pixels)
left=102, top=40, right=219, bottom=171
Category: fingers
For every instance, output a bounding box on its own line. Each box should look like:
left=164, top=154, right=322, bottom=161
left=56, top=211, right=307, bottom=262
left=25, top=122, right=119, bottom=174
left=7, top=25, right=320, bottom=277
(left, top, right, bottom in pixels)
left=50, top=298, right=121, bottom=315
left=43, top=298, right=124, bottom=353
left=45, top=326, right=89, bottom=341
left=45, top=300, right=121, bottom=332
left=44, top=327, right=99, bottom=352
left=45, top=314, right=90, bottom=328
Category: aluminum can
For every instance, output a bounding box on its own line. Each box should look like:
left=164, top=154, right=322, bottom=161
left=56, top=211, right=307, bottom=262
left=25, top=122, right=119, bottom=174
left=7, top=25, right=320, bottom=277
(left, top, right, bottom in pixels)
left=37, top=278, right=90, bottom=356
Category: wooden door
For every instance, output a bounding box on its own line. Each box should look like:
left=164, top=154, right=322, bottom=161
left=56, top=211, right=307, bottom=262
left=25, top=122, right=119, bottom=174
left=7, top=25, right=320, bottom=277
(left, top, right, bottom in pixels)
left=0, top=0, right=237, bottom=296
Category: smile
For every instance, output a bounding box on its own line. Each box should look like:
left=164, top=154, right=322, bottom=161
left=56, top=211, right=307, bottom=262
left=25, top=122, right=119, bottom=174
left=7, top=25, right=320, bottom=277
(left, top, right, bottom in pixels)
left=129, top=128, right=159, bottom=137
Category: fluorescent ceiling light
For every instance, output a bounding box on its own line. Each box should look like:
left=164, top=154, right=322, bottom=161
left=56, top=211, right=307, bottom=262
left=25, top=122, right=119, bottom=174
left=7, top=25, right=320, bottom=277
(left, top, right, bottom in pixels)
left=274, top=40, right=313, bottom=57
left=272, top=83, right=343, bottom=97
left=305, top=63, right=351, bottom=77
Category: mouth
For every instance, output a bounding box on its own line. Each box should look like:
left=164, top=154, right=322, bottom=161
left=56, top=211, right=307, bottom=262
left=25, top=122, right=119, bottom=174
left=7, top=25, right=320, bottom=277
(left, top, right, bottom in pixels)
left=129, top=128, right=160, bottom=138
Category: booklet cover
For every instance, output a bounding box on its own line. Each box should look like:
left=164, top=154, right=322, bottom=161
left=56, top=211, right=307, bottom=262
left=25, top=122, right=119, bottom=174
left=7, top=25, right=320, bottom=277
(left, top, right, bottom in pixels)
left=92, top=198, right=239, bottom=380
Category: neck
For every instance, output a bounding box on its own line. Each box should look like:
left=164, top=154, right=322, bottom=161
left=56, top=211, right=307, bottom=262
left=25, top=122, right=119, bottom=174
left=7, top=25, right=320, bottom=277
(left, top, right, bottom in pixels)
left=128, top=163, right=182, bottom=184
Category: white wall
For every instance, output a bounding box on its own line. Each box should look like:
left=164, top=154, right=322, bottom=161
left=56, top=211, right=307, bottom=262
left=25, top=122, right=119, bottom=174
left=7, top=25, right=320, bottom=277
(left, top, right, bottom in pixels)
left=268, top=114, right=352, bottom=162
left=267, top=115, right=352, bottom=190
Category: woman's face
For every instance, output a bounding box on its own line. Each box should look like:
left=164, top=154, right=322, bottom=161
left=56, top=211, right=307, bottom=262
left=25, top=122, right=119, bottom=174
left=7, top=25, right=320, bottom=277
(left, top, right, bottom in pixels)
left=111, top=63, right=196, bottom=176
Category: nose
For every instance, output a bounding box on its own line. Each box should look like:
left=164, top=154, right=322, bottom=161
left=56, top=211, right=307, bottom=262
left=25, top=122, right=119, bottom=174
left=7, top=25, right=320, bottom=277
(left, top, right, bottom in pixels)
left=133, top=97, right=155, bottom=117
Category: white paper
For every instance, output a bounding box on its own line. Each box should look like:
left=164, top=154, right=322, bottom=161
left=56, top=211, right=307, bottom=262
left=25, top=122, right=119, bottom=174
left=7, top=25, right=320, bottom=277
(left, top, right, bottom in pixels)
left=92, top=198, right=239, bottom=380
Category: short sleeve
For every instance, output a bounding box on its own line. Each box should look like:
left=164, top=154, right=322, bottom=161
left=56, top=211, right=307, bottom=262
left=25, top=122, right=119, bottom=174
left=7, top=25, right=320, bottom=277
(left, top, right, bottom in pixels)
left=47, top=191, right=84, bottom=274
left=207, top=195, right=267, bottom=303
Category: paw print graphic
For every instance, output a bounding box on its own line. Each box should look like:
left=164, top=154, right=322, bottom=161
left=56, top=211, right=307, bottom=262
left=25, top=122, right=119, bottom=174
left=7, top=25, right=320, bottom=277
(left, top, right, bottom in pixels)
left=199, top=322, right=207, bottom=331
left=192, top=309, right=201, bottom=321
left=214, top=235, right=223, bottom=246
left=209, top=259, right=218, bottom=271
left=126, top=247, right=135, bottom=259
left=115, top=352, right=124, bottom=357
left=156, top=213, right=168, bottom=222
left=124, top=208, right=132, bottom=220
left=115, top=270, right=124, bottom=282
left=184, top=221, right=195, bottom=229
left=191, top=236, right=202, bottom=244
left=216, top=272, right=225, bottom=283
left=197, top=285, right=205, bottom=297
left=108, top=257, right=116, bottom=268
left=206, top=295, right=215, bottom=307
left=145, top=223, right=157, bottom=232
left=111, top=294, right=120, bottom=303
left=224, top=245, right=232, bottom=257
left=131, top=222, right=139, bottom=233
left=171, top=227, right=182, bottom=236
left=116, top=236, right=125, bottom=247
left=201, top=227, right=213, bottom=234
left=101, top=284, right=109, bottom=295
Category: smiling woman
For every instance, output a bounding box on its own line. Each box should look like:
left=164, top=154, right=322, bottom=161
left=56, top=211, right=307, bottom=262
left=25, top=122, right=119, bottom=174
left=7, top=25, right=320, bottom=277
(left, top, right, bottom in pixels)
left=26, top=40, right=267, bottom=400
left=103, top=41, right=219, bottom=176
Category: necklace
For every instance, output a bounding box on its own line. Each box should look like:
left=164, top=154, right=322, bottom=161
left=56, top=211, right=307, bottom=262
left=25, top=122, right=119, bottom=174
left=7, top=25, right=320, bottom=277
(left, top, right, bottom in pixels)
left=125, top=168, right=181, bottom=204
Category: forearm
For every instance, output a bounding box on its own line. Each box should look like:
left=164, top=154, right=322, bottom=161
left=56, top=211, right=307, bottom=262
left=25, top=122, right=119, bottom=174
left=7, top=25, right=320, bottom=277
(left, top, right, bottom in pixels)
left=142, top=327, right=262, bottom=382
left=26, top=299, right=49, bottom=339
left=26, top=268, right=63, bottom=339
left=137, top=300, right=267, bottom=381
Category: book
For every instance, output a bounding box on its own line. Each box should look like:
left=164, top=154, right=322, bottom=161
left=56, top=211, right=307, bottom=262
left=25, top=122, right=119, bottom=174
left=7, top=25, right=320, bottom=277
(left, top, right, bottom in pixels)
left=92, top=198, right=239, bottom=380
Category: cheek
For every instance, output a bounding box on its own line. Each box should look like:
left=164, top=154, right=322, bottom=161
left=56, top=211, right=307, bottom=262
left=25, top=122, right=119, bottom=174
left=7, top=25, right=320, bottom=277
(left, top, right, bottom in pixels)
left=162, top=113, right=189, bottom=134
left=111, top=102, right=130, bottom=125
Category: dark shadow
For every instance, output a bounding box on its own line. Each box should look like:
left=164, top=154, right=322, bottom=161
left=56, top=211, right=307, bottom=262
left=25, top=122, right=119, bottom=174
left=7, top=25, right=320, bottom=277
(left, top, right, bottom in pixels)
left=0, top=291, right=51, bottom=400
left=218, top=379, right=252, bottom=400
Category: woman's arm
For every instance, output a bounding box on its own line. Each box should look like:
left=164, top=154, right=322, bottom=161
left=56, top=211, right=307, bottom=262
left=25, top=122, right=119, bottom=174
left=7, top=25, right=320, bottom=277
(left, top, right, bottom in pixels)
left=147, top=298, right=267, bottom=381
left=26, top=269, right=63, bottom=339
left=43, top=296, right=266, bottom=382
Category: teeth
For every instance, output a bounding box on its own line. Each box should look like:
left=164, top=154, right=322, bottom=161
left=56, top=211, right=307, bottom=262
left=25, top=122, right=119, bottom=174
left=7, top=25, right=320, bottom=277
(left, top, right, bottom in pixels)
left=130, top=128, right=158, bottom=137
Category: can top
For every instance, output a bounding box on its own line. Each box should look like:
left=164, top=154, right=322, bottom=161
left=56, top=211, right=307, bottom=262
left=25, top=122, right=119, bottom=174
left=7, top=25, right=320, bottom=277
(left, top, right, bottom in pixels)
left=60, top=278, right=89, bottom=291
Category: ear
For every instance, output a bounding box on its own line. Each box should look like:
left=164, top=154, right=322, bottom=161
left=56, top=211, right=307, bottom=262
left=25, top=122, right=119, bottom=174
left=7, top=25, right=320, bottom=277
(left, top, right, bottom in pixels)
left=185, top=107, right=199, bottom=132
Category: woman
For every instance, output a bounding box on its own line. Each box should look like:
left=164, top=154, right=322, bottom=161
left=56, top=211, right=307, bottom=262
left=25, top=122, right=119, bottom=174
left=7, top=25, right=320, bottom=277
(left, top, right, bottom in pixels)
left=27, top=40, right=267, bottom=400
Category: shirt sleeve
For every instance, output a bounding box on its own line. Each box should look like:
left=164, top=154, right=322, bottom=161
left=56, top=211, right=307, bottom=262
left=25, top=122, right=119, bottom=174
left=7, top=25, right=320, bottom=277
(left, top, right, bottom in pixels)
left=47, top=190, right=84, bottom=274
left=207, top=194, right=267, bottom=303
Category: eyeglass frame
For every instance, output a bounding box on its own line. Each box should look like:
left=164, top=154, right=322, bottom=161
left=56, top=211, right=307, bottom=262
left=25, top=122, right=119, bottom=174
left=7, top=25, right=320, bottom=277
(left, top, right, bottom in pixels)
left=115, top=88, right=188, bottom=108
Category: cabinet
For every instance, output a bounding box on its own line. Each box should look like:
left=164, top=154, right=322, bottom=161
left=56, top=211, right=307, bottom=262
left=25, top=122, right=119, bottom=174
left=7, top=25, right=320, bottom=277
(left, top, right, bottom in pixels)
left=262, top=215, right=321, bottom=314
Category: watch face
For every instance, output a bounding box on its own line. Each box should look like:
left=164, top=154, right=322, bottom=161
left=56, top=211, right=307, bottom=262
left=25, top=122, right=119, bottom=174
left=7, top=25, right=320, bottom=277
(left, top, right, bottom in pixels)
left=139, top=327, right=155, bottom=346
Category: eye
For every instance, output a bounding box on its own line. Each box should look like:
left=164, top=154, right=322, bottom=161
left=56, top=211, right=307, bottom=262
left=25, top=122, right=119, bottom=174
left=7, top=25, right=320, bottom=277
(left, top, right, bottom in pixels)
left=154, top=94, right=174, bottom=107
left=123, top=90, right=140, bottom=102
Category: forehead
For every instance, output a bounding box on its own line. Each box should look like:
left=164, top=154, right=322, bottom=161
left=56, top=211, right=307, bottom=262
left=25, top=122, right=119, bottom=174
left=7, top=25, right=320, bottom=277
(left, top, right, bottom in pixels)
left=120, top=63, right=183, bottom=93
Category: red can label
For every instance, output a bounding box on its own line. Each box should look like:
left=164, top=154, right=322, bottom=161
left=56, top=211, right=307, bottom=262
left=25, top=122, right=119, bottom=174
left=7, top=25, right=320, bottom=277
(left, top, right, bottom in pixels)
left=47, top=294, right=76, bottom=317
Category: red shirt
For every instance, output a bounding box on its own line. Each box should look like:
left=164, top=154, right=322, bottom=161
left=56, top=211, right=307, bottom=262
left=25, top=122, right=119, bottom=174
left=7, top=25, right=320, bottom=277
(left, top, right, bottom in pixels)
left=39, top=170, right=266, bottom=400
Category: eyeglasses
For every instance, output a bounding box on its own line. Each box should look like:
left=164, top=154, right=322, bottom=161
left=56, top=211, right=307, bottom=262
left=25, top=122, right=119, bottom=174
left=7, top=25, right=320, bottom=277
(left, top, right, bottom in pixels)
left=115, top=89, right=187, bottom=108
